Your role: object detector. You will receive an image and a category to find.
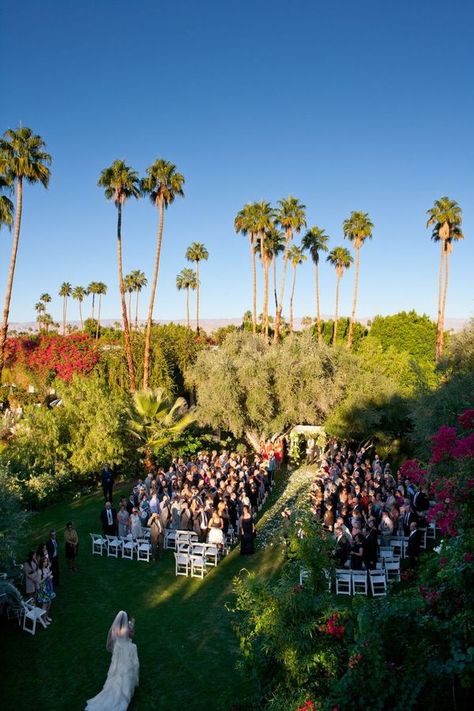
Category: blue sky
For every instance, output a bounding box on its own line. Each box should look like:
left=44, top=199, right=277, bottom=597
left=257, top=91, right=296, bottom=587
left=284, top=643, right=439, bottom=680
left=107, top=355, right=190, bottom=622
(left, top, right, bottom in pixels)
left=1, top=0, right=473, bottom=325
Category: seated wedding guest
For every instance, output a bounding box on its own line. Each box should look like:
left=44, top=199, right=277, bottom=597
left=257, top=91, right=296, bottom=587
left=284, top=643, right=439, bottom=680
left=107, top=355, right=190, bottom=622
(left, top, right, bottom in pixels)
left=100, top=501, right=118, bottom=536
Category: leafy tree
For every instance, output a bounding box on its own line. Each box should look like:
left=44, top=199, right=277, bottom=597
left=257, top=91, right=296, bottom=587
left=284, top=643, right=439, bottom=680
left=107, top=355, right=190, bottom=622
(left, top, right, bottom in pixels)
left=0, top=127, right=52, bottom=381
left=343, top=211, right=374, bottom=349
left=141, top=158, right=185, bottom=389
left=185, top=242, right=209, bottom=335
left=176, top=267, right=197, bottom=328
left=59, top=281, right=72, bottom=335
left=287, top=244, right=307, bottom=333
left=368, top=311, right=437, bottom=363
left=326, top=247, right=353, bottom=345
left=274, top=196, right=307, bottom=340
left=426, top=196, right=464, bottom=361
left=0, top=463, right=30, bottom=565
left=0, top=175, right=14, bottom=230
left=98, top=160, right=140, bottom=391
left=302, top=226, right=330, bottom=343
left=72, top=286, right=87, bottom=330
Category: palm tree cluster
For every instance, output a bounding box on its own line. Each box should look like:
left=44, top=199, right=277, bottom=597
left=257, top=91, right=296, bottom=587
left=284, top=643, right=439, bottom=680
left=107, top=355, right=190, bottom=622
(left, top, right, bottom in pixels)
left=234, top=199, right=374, bottom=345
left=124, top=270, right=147, bottom=330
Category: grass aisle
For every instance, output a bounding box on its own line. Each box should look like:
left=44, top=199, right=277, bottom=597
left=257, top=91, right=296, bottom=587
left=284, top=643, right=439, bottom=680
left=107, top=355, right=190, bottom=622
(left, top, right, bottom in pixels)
left=0, top=477, right=287, bottom=711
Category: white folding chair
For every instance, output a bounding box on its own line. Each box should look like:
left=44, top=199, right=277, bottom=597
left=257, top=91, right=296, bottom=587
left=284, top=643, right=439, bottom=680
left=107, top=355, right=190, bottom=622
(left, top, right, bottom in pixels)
left=122, top=537, right=136, bottom=560
left=164, top=530, right=176, bottom=550
left=419, top=529, right=428, bottom=550
left=299, top=567, right=309, bottom=586
left=136, top=539, right=151, bottom=562
left=352, top=571, right=368, bottom=596
left=335, top=569, right=352, bottom=595
left=427, top=520, right=436, bottom=539
left=204, top=544, right=219, bottom=567
left=390, top=538, right=404, bottom=559
left=176, top=541, right=190, bottom=554
left=106, top=535, right=121, bottom=558
left=21, top=599, right=48, bottom=635
left=190, top=554, right=206, bottom=579
left=379, top=547, right=394, bottom=561
left=174, top=552, right=190, bottom=576
left=369, top=570, right=387, bottom=596
left=90, top=533, right=107, bottom=556
left=384, top=560, right=401, bottom=584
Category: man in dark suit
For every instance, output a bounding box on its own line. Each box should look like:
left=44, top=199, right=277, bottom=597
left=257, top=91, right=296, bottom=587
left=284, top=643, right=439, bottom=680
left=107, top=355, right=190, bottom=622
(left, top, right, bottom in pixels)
left=406, top=522, right=421, bottom=564
left=101, top=464, right=115, bottom=502
left=402, top=506, right=418, bottom=537
left=100, top=501, right=117, bottom=536
left=363, top=521, right=378, bottom=570
left=46, top=530, right=60, bottom=589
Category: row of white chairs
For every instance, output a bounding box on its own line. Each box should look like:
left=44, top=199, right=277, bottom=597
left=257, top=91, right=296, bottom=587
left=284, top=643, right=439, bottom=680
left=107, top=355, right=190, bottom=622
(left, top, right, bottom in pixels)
left=90, top=534, right=152, bottom=562
left=336, top=569, right=388, bottom=597
left=164, top=527, right=236, bottom=551
left=174, top=543, right=221, bottom=579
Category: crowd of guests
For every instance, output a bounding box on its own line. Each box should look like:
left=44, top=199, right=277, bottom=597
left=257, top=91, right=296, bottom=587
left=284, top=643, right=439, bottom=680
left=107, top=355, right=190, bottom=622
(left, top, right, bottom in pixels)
left=98, top=447, right=281, bottom=559
left=310, top=439, right=430, bottom=570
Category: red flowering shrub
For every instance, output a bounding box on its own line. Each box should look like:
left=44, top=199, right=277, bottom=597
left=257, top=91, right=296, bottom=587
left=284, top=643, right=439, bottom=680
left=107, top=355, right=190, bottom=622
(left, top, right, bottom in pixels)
left=399, top=459, right=427, bottom=485
left=324, top=612, right=345, bottom=640
left=430, top=425, right=458, bottom=464
left=6, top=334, right=100, bottom=382
left=458, top=408, right=474, bottom=430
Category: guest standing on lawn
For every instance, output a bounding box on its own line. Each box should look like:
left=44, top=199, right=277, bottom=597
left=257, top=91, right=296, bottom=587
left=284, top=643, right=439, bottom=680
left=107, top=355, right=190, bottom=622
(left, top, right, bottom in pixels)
left=64, top=521, right=79, bottom=571
left=240, top=505, right=256, bottom=555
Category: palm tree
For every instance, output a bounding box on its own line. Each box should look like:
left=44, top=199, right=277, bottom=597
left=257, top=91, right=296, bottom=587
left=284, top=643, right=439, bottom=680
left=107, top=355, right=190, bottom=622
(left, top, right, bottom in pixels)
left=98, top=160, right=140, bottom=392
left=141, top=159, right=185, bottom=389
left=235, top=203, right=259, bottom=335
left=287, top=245, right=307, bottom=333
left=72, top=286, right=87, bottom=330
left=426, top=197, right=464, bottom=361
left=0, top=176, right=14, bottom=230
left=343, top=211, right=374, bottom=349
left=95, top=282, right=107, bottom=339
left=59, top=282, right=72, bottom=335
left=35, top=301, right=45, bottom=332
left=326, top=247, right=353, bottom=345
left=274, top=196, right=307, bottom=340
left=0, top=127, right=51, bottom=379
left=251, top=202, right=274, bottom=339
left=185, top=242, right=209, bottom=335
left=40, top=292, right=52, bottom=306
left=302, top=226, right=330, bottom=343
left=124, top=273, right=134, bottom=324
left=176, top=268, right=197, bottom=328
left=130, top=270, right=147, bottom=329
left=88, top=281, right=100, bottom=320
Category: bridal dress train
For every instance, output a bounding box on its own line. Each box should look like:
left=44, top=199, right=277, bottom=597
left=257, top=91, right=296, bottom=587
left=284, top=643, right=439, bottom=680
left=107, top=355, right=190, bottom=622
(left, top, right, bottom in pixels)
left=86, top=611, right=139, bottom=711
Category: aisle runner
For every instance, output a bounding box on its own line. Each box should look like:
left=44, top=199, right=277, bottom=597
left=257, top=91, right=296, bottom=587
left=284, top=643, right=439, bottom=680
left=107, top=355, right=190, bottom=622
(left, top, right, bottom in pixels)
left=256, top=465, right=318, bottom=548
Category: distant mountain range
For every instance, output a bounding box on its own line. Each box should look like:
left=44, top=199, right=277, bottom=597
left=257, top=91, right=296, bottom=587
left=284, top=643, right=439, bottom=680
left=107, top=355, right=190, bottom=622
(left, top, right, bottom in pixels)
left=7, top=316, right=469, bottom=333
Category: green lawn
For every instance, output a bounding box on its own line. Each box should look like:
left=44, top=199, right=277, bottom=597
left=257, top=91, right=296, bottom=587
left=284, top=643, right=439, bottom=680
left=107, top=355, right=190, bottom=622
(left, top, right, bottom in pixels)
left=0, top=482, right=285, bottom=711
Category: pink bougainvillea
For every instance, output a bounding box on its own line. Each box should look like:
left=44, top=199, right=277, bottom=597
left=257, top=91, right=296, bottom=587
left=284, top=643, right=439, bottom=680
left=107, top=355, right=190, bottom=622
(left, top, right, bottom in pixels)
left=6, top=334, right=100, bottom=382
left=430, top=426, right=458, bottom=464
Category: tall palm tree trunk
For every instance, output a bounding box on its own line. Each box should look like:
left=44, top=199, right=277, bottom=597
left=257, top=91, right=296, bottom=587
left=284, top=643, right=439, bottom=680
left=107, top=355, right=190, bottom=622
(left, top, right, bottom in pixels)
left=96, top=295, right=102, bottom=339
left=315, top=264, right=322, bottom=343
left=62, top=297, right=67, bottom=336
left=79, top=301, right=83, bottom=330
left=333, top=274, right=341, bottom=346
left=0, top=177, right=23, bottom=379
left=91, top=295, right=95, bottom=321
left=348, top=247, right=360, bottom=349
left=263, top=258, right=271, bottom=338
left=144, top=199, right=165, bottom=389
left=117, top=203, right=136, bottom=391
left=196, top=260, right=201, bottom=335
left=289, top=265, right=297, bottom=333
left=250, top=236, right=257, bottom=335
left=273, top=256, right=278, bottom=313
left=185, top=287, right=190, bottom=328
left=438, top=247, right=450, bottom=361
left=135, top=290, right=139, bottom=330
left=435, top=245, right=445, bottom=362
left=274, top=235, right=291, bottom=341
left=128, top=292, right=132, bottom=326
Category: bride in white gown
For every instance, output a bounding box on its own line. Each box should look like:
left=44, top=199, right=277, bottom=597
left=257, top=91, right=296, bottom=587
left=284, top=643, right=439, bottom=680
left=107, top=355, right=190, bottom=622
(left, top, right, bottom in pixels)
left=86, top=610, right=139, bottom=711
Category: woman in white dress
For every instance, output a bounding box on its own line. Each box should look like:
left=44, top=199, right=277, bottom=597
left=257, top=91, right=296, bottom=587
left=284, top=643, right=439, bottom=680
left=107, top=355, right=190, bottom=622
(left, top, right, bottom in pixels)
left=86, top=610, right=139, bottom=711
left=129, top=508, right=143, bottom=540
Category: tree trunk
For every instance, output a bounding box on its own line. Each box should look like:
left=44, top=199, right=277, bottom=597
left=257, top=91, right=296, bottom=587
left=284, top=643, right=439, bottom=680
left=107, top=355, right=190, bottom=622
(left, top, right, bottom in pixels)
left=438, top=247, right=450, bottom=361
left=250, top=235, right=257, bottom=335
left=263, top=257, right=271, bottom=339
left=128, top=292, right=132, bottom=326
left=185, top=286, right=190, bottom=328
left=333, top=274, right=341, bottom=345
left=274, top=229, right=292, bottom=341
left=96, top=295, right=102, bottom=339
left=143, top=198, right=165, bottom=389
left=348, top=247, right=360, bottom=349
left=91, top=294, right=95, bottom=321
left=79, top=301, right=83, bottom=330
left=63, top=296, right=67, bottom=336
left=273, top=255, right=278, bottom=313
left=245, top=430, right=263, bottom=452
left=289, top=264, right=297, bottom=333
left=435, top=244, right=445, bottom=362
left=196, top=260, right=200, bottom=335
left=117, top=202, right=136, bottom=392
left=315, top=264, right=322, bottom=343
left=0, top=177, right=23, bottom=380
left=135, top=290, right=139, bottom=330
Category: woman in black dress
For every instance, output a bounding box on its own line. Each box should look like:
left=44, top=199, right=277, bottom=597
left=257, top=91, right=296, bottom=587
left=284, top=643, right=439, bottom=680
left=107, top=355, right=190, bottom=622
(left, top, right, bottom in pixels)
left=240, top=505, right=255, bottom=555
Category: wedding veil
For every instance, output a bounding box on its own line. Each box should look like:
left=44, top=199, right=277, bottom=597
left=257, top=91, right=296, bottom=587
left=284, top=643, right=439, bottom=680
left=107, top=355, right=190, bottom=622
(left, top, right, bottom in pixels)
left=106, top=610, right=130, bottom=652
